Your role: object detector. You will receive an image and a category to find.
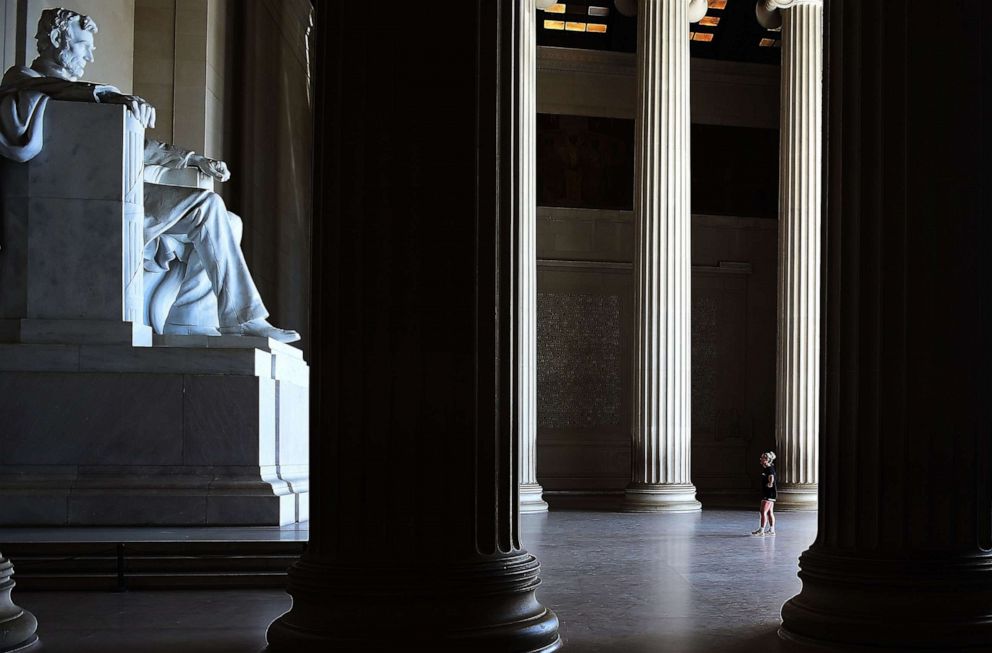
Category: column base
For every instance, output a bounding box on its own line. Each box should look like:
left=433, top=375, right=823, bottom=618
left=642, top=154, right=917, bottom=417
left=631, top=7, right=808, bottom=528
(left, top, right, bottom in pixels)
left=267, top=552, right=562, bottom=652
left=0, top=557, right=38, bottom=653
left=774, top=484, right=818, bottom=511
left=0, top=634, right=37, bottom=653
left=519, top=483, right=549, bottom=514
left=622, top=483, right=701, bottom=513
left=782, top=547, right=992, bottom=649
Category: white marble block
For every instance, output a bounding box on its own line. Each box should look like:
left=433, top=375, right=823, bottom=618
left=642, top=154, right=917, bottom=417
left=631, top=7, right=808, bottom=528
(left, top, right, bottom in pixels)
left=0, top=101, right=149, bottom=346
left=0, top=101, right=309, bottom=527
left=0, top=337, right=309, bottom=526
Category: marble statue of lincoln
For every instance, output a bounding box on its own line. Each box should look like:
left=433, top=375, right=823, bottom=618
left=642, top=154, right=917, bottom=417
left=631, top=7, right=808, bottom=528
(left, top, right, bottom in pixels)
left=0, top=8, right=300, bottom=343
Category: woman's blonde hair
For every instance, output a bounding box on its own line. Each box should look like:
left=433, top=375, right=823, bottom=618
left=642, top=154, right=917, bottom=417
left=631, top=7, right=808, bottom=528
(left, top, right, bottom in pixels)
left=763, top=451, right=776, bottom=463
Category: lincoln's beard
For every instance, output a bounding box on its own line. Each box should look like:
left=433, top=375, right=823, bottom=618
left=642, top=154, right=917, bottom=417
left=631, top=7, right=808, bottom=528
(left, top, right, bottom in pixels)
left=57, top=47, right=86, bottom=80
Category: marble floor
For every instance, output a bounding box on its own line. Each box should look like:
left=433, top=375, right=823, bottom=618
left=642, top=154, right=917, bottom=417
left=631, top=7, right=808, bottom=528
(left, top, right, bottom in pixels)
left=14, top=510, right=822, bottom=652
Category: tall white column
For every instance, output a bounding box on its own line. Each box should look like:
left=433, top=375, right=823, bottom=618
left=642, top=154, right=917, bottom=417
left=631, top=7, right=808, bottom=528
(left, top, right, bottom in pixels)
left=519, top=0, right=547, bottom=514
left=623, top=0, right=704, bottom=512
left=758, top=0, right=822, bottom=510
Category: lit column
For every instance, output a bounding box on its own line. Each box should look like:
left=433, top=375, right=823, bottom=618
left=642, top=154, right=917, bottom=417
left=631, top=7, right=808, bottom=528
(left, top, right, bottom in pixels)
left=0, top=554, right=38, bottom=651
left=782, top=2, right=992, bottom=647
left=519, top=0, right=547, bottom=514
left=757, top=0, right=823, bottom=510
left=623, top=0, right=707, bottom=512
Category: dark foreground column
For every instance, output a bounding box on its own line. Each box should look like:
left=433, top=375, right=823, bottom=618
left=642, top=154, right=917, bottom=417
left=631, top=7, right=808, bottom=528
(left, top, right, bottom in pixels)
left=781, top=1, right=992, bottom=648
left=266, top=2, right=561, bottom=651
left=0, top=554, right=38, bottom=652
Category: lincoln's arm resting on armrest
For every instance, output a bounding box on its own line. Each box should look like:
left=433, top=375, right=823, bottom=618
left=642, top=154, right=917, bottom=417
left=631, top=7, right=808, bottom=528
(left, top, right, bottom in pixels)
left=144, top=138, right=195, bottom=169
left=0, top=65, right=118, bottom=102
left=0, top=66, right=155, bottom=128
left=143, top=139, right=232, bottom=184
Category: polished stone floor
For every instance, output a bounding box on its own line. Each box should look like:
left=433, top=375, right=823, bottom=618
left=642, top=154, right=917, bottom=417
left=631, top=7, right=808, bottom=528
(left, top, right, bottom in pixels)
left=15, top=510, right=820, bottom=652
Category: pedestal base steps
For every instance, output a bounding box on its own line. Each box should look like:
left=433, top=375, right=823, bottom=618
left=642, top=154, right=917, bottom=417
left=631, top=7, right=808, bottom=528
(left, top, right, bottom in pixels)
left=0, top=336, right=308, bottom=526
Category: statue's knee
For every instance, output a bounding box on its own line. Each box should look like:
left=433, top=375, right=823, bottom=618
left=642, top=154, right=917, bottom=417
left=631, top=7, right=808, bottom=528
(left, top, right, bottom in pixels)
left=204, top=192, right=227, bottom=214
left=227, top=212, right=243, bottom=242
left=195, top=192, right=228, bottom=227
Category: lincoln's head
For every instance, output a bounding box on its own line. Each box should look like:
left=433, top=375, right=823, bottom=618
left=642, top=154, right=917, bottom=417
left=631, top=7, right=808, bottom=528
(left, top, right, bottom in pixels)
left=35, top=8, right=98, bottom=80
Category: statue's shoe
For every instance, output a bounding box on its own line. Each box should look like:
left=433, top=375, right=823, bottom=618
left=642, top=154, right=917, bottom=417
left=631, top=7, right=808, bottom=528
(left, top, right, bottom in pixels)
left=220, top=319, right=301, bottom=344
left=163, top=323, right=222, bottom=336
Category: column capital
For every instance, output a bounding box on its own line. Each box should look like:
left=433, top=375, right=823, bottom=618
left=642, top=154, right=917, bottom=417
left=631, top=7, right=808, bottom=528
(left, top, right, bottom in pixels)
left=615, top=1, right=708, bottom=23
left=688, top=0, right=708, bottom=23
left=762, top=0, right=823, bottom=7
left=756, top=0, right=822, bottom=29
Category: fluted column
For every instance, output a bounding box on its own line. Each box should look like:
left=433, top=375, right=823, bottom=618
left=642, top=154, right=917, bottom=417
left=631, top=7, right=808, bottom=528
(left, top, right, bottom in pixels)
left=518, top=0, right=547, bottom=515
left=782, top=2, right=992, bottom=648
left=623, top=0, right=704, bottom=513
left=0, top=554, right=38, bottom=652
left=758, top=0, right=822, bottom=510
left=266, top=3, right=561, bottom=651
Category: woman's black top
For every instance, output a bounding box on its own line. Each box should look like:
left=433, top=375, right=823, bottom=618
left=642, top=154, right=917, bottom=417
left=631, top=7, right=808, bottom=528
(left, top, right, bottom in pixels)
left=761, top=465, right=777, bottom=500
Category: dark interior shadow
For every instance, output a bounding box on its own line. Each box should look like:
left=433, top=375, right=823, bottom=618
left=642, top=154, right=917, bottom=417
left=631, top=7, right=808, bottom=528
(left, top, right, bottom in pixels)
left=33, top=634, right=269, bottom=653
left=556, top=625, right=847, bottom=653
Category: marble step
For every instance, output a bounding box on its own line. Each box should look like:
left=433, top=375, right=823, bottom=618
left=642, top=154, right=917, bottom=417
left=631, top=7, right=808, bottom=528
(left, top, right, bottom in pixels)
left=0, top=340, right=307, bottom=384
left=2, top=540, right=305, bottom=590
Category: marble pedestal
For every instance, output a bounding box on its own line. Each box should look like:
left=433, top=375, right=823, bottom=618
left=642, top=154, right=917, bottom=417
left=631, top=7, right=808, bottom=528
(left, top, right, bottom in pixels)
left=0, top=336, right=309, bottom=526
left=0, top=101, right=308, bottom=527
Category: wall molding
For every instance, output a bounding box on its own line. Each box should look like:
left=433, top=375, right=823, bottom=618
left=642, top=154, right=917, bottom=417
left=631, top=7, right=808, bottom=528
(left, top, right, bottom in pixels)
left=537, top=46, right=779, bottom=88
left=692, top=261, right=753, bottom=275
left=537, top=259, right=633, bottom=270
left=537, top=46, right=780, bottom=127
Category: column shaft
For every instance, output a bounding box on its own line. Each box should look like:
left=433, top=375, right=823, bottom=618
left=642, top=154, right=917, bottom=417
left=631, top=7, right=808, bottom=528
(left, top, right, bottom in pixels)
left=772, top=0, right=822, bottom=510
left=518, top=0, right=547, bottom=514
left=624, top=0, right=700, bottom=512
left=782, top=1, right=992, bottom=647
left=266, top=3, right=561, bottom=650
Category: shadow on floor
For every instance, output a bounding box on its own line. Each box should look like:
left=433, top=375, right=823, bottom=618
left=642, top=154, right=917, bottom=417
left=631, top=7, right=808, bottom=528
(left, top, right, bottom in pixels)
left=37, top=629, right=828, bottom=653
left=560, top=626, right=837, bottom=653
left=35, top=635, right=268, bottom=653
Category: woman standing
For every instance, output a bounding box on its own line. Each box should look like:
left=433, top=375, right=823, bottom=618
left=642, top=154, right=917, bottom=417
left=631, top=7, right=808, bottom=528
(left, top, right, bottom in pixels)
left=751, top=452, right=777, bottom=536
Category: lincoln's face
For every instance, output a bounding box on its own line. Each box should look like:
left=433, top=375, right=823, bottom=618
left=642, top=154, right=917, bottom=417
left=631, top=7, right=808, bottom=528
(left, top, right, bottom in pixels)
left=55, top=20, right=95, bottom=80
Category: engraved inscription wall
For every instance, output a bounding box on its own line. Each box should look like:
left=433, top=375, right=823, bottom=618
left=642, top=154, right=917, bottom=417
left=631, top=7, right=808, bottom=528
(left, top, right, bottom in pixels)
left=537, top=291, right=623, bottom=429
left=691, top=280, right=750, bottom=444
left=692, top=294, right=719, bottom=435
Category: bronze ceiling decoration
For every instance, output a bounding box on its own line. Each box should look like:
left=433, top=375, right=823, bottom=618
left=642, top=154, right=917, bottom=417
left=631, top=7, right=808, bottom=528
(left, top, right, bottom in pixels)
left=536, top=0, right=783, bottom=65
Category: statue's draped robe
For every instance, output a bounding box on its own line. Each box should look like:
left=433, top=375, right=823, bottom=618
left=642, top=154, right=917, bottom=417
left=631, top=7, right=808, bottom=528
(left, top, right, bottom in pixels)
left=0, top=65, right=115, bottom=162
left=0, top=64, right=269, bottom=331
left=0, top=89, right=47, bottom=163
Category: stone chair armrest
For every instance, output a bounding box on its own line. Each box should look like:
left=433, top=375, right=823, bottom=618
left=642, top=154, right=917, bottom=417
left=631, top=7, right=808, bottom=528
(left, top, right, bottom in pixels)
left=143, top=164, right=215, bottom=191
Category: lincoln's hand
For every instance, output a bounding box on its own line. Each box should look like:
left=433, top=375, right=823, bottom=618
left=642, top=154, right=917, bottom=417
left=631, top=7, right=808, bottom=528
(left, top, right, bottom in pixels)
left=192, top=154, right=231, bottom=183
left=97, top=91, right=156, bottom=128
